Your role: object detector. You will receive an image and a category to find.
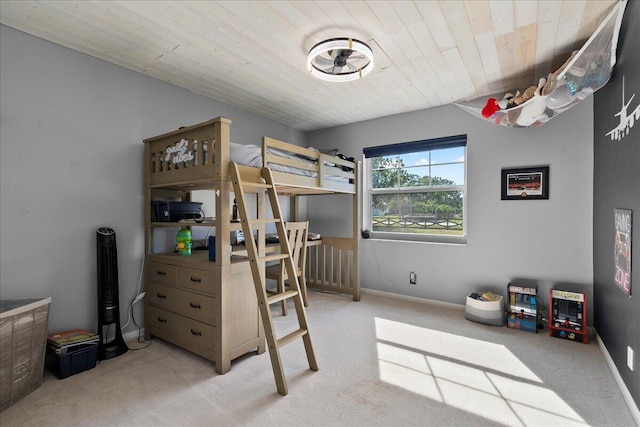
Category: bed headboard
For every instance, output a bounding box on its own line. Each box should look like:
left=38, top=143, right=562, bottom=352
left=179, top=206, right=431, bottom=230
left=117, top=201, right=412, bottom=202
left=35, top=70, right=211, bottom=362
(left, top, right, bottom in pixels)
left=143, top=117, right=231, bottom=188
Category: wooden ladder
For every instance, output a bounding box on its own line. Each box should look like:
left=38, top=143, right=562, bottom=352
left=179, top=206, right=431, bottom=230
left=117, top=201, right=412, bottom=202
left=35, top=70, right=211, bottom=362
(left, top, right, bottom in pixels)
left=229, top=161, right=318, bottom=396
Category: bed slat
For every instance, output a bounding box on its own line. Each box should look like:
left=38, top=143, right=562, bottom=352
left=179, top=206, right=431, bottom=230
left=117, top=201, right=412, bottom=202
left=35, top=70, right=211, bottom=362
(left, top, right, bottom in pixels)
left=306, top=238, right=358, bottom=299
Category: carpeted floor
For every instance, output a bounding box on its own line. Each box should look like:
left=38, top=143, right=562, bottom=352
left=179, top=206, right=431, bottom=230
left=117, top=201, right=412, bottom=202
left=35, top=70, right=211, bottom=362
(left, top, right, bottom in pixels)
left=1, top=290, right=636, bottom=426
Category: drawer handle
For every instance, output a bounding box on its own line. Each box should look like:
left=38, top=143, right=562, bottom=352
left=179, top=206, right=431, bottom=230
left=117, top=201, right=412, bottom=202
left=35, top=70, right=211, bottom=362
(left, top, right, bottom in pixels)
left=156, top=293, right=167, bottom=299
left=190, top=276, right=202, bottom=283
left=190, top=303, right=201, bottom=309
left=157, top=317, right=167, bottom=323
left=156, top=270, right=167, bottom=276
left=190, top=329, right=202, bottom=336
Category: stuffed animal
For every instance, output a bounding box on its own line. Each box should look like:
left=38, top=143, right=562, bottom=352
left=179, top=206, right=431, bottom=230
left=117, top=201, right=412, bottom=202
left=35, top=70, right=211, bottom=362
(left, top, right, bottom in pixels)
left=481, top=98, right=499, bottom=118
left=542, top=50, right=578, bottom=96
left=481, top=92, right=515, bottom=118
left=508, top=78, right=546, bottom=108
left=511, top=78, right=549, bottom=126
left=498, top=93, right=514, bottom=109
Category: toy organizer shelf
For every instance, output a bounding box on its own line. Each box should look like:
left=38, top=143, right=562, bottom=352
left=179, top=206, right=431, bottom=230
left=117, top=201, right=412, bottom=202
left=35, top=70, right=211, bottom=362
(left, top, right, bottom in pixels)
left=506, top=283, right=538, bottom=333
left=549, top=289, right=587, bottom=343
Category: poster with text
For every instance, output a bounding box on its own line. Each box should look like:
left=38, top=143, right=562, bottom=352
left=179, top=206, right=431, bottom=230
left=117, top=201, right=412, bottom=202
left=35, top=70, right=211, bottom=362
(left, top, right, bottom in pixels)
left=614, top=209, right=632, bottom=296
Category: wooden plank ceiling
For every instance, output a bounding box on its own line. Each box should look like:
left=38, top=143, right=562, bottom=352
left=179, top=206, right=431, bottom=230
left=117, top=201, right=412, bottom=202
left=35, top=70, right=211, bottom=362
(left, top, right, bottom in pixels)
left=0, top=0, right=619, bottom=131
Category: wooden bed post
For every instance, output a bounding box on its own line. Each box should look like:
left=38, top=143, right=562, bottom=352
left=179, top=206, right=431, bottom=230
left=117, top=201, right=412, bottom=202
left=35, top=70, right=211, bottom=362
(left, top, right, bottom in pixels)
left=292, top=195, right=300, bottom=222
left=353, top=161, right=361, bottom=301
left=214, top=117, right=232, bottom=178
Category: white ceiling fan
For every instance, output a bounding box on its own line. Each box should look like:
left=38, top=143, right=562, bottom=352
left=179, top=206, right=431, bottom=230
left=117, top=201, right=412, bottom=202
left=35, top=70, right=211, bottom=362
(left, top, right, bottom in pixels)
left=307, top=38, right=374, bottom=83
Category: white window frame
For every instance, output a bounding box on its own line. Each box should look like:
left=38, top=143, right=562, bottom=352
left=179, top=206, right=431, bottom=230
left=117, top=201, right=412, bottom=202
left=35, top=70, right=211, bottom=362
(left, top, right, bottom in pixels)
left=362, top=137, right=467, bottom=244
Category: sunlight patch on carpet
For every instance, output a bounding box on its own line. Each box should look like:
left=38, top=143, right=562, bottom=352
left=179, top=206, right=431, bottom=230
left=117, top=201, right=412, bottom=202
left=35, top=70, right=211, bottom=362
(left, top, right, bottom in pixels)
left=375, top=317, right=587, bottom=425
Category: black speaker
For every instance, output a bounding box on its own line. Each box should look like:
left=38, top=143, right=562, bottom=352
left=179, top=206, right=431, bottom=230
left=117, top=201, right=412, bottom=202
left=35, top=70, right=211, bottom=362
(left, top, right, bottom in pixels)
left=97, top=227, right=128, bottom=360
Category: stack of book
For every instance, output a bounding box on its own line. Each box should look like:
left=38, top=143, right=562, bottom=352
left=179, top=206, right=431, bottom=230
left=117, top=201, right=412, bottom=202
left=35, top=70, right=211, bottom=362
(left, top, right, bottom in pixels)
left=307, top=232, right=321, bottom=241
left=47, top=329, right=100, bottom=355
left=468, top=291, right=502, bottom=302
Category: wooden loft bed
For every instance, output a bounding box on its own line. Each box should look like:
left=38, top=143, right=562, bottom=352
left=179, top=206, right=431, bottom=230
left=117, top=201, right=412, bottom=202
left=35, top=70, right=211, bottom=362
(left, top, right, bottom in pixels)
left=143, top=116, right=360, bottom=302
left=143, top=116, right=360, bottom=373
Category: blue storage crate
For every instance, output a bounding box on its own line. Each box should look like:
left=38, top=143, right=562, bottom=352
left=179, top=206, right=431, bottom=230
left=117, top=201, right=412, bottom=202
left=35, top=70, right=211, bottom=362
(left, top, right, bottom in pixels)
left=47, top=342, right=98, bottom=379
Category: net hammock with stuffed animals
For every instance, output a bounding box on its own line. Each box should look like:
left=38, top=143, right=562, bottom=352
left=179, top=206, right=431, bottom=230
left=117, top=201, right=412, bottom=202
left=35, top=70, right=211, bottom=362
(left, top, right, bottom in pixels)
left=455, top=0, right=627, bottom=128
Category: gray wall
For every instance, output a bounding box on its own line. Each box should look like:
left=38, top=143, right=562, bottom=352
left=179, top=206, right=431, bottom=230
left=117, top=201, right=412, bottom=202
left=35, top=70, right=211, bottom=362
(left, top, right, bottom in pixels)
left=1, top=10, right=634, bottom=408
left=307, top=96, right=595, bottom=317
left=593, top=0, right=639, bottom=406
left=0, top=25, right=305, bottom=335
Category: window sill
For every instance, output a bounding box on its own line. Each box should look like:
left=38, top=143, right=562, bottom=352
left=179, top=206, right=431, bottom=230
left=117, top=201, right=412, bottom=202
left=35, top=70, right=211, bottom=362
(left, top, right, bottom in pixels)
left=363, top=231, right=467, bottom=246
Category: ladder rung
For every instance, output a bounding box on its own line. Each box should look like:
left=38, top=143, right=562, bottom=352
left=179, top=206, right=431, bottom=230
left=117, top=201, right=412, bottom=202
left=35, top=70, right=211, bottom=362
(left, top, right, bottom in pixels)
left=277, top=328, right=308, bottom=348
left=233, top=249, right=248, bottom=257
left=259, top=253, right=289, bottom=263
left=240, top=182, right=272, bottom=189
left=246, top=218, right=282, bottom=225
left=267, top=289, right=299, bottom=305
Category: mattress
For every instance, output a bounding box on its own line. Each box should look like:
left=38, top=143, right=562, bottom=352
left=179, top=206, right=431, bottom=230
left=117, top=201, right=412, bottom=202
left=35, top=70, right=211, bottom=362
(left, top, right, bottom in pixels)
left=229, top=142, right=347, bottom=181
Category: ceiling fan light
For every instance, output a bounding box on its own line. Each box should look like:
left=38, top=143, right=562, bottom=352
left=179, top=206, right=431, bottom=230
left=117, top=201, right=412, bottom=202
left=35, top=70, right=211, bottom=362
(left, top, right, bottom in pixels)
left=306, top=37, right=374, bottom=82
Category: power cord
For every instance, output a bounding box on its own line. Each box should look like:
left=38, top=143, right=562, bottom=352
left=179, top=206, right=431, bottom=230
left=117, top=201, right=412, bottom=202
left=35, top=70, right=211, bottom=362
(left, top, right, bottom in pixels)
left=536, top=293, right=549, bottom=329
left=122, top=256, right=145, bottom=330
left=121, top=256, right=151, bottom=350
left=129, top=300, right=151, bottom=350
left=203, top=224, right=216, bottom=241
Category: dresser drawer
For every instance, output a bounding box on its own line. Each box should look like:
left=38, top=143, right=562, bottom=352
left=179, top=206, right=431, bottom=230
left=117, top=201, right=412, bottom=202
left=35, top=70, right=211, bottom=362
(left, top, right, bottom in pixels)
left=147, top=261, right=177, bottom=285
left=147, top=282, right=215, bottom=325
left=177, top=267, right=215, bottom=294
left=146, top=306, right=215, bottom=351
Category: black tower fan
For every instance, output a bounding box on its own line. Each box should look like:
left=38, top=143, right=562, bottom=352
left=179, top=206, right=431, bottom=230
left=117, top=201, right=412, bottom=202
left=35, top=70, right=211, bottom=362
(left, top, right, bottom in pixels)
left=96, top=227, right=128, bottom=360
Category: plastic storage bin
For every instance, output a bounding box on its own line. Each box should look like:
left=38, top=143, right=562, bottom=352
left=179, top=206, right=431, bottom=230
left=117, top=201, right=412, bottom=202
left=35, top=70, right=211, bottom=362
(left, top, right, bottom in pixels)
left=47, top=342, right=98, bottom=379
left=464, top=293, right=506, bottom=326
left=0, top=297, right=51, bottom=411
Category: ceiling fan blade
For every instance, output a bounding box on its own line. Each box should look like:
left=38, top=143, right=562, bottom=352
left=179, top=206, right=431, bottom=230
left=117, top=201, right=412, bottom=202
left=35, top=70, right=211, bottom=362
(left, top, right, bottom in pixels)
left=324, top=65, right=344, bottom=75
left=345, top=62, right=358, bottom=72
left=314, top=56, right=335, bottom=67
left=329, top=49, right=341, bottom=59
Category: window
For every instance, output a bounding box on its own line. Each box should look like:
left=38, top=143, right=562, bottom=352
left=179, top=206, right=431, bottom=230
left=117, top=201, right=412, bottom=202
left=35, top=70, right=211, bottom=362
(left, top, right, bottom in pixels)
left=363, top=135, right=466, bottom=243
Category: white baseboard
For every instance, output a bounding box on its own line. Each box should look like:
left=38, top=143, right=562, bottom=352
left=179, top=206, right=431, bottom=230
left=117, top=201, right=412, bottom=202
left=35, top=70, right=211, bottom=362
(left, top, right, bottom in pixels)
left=123, top=329, right=145, bottom=343
left=360, top=287, right=465, bottom=310
left=595, top=334, right=639, bottom=425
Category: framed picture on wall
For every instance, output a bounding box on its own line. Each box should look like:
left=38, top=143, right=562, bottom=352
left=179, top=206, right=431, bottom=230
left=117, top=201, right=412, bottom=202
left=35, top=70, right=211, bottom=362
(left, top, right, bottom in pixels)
left=501, top=166, right=549, bottom=200
left=614, top=208, right=632, bottom=297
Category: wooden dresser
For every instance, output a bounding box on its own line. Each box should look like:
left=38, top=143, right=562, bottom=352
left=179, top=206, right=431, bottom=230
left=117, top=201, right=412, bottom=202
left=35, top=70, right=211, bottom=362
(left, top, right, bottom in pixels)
left=144, top=253, right=263, bottom=374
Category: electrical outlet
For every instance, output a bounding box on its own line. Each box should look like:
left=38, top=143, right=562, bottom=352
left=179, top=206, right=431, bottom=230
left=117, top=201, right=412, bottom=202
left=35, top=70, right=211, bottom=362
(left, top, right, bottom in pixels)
left=628, top=346, right=635, bottom=371
left=409, top=272, right=417, bottom=285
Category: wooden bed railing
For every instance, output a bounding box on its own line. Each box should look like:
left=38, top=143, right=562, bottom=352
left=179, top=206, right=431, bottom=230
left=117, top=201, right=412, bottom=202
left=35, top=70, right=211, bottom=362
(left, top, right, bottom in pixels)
left=144, top=118, right=356, bottom=195
left=264, top=136, right=357, bottom=194
left=306, top=237, right=360, bottom=301
left=144, top=117, right=230, bottom=188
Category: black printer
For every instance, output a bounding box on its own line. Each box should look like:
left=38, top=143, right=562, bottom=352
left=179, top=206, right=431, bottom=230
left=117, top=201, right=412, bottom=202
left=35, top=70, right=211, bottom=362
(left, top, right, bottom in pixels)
left=152, top=201, right=203, bottom=222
